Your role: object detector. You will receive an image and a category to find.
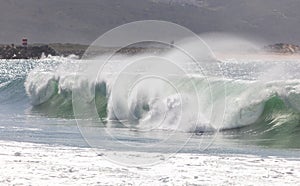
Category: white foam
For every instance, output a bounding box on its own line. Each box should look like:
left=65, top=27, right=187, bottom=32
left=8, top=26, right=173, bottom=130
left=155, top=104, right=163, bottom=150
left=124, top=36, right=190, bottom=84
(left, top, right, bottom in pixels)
left=0, top=140, right=299, bottom=185
left=24, top=48, right=300, bottom=132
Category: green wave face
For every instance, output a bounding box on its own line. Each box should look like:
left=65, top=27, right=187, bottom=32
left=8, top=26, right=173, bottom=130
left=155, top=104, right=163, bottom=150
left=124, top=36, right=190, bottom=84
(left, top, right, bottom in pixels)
left=224, top=95, right=300, bottom=148
left=2, top=58, right=300, bottom=149
left=25, top=76, right=300, bottom=148
left=30, top=81, right=109, bottom=119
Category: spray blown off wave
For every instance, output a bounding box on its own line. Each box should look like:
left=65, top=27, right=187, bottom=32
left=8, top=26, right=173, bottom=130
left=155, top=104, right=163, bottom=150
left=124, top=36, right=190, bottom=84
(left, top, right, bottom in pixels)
left=23, top=47, right=300, bottom=140
left=24, top=69, right=300, bottom=126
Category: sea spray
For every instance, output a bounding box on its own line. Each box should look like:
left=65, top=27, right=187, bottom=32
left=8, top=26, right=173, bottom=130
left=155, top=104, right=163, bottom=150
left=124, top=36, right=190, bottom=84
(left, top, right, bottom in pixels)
left=22, top=37, right=300, bottom=137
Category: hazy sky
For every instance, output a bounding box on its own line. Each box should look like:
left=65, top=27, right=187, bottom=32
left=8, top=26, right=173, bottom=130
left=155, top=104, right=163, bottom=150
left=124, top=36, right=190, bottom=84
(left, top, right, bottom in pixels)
left=0, top=0, right=299, bottom=44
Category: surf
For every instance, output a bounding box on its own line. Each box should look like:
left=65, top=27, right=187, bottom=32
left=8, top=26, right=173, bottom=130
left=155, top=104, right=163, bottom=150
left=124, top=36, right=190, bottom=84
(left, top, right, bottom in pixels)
left=2, top=35, right=299, bottom=147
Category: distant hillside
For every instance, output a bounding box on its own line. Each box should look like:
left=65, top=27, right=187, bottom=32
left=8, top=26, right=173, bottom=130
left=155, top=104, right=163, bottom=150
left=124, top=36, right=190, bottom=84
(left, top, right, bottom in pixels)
left=0, top=0, right=300, bottom=44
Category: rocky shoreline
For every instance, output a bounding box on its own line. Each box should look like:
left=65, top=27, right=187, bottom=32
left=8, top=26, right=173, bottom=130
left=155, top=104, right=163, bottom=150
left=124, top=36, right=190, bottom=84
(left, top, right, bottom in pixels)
left=0, top=43, right=300, bottom=59
left=0, top=43, right=166, bottom=59
left=263, top=43, right=300, bottom=54
left=0, top=44, right=58, bottom=59
left=0, top=43, right=93, bottom=59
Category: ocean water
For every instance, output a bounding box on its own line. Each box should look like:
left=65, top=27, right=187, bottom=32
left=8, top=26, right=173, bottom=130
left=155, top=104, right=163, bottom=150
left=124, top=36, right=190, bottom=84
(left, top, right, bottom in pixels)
left=1, top=52, right=300, bottom=181
left=1, top=55, right=300, bottom=146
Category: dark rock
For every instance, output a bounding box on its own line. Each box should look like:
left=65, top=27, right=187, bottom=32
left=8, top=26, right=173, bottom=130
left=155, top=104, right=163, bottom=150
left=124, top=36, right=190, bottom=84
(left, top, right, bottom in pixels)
left=0, top=42, right=170, bottom=59
left=0, top=44, right=58, bottom=59
left=264, top=43, right=300, bottom=54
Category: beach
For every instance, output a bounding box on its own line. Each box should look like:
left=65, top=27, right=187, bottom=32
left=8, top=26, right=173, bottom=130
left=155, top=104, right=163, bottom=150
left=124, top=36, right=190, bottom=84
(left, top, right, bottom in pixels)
left=1, top=140, right=299, bottom=185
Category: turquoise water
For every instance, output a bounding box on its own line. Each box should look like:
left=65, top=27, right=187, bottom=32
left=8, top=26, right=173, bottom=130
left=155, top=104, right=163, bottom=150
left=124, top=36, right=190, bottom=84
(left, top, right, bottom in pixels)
left=1, top=57, right=300, bottom=159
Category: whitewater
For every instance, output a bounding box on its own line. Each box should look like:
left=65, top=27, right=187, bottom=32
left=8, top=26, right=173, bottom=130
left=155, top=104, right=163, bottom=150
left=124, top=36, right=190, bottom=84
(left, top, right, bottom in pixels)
left=1, top=38, right=300, bottom=184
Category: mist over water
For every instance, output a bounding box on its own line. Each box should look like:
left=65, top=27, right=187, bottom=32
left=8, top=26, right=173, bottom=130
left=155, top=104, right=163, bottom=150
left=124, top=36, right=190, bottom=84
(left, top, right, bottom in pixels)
left=0, top=34, right=299, bottom=149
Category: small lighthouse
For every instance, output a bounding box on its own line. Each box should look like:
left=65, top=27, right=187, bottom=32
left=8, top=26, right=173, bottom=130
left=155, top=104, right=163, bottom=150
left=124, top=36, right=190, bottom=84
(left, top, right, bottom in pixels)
left=22, top=37, right=28, bottom=47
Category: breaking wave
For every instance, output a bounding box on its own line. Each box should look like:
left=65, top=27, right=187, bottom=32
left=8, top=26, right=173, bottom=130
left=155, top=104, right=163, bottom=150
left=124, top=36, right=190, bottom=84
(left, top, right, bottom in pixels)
left=21, top=55, right=300, bottom=138
left=1, top=38, right=300, bottom=148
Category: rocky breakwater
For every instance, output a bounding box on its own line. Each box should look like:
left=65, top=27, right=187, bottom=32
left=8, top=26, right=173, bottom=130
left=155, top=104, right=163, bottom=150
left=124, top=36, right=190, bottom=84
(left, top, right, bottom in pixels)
left=0, top=43, right=165, bottom=59
left=0, top=44, right=58, bottom=59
